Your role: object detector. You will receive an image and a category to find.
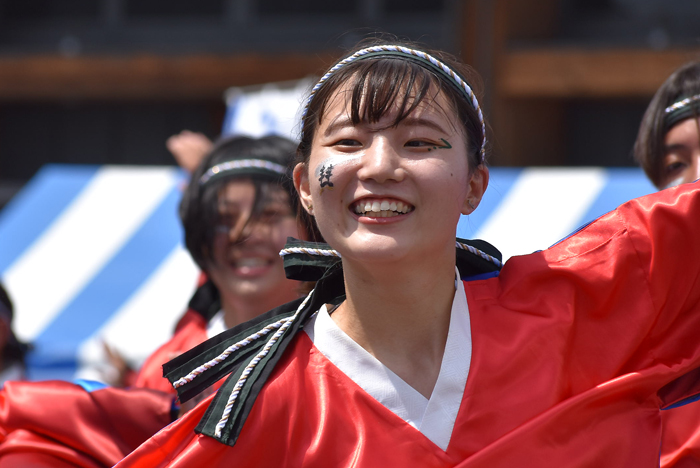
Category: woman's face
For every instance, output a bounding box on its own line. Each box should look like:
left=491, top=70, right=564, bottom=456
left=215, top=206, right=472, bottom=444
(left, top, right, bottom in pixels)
left=661, top=117, right=700, bottom=189
left=295, top=83, right=488, bottom=264
left=207, top=179, right=299, bottom=301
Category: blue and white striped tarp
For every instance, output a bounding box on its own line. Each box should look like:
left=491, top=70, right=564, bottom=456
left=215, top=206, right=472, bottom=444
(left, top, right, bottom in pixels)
left=0, top=165, right=200, bottom=382
left=0, top=164, right=655, bottom=382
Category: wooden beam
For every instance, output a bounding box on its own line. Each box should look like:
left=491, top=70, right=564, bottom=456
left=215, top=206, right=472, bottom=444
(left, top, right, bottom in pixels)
left=0, top=53, right=336, bottom=101
left=498, top=48, right=700, bottom=99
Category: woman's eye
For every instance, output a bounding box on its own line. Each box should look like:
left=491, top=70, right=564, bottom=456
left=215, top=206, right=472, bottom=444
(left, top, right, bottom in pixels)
left=333, top=139, right=361, bottom=147
left=665, top=161, right=687, bottom=174
left=405, top=139, right=437, bottom=148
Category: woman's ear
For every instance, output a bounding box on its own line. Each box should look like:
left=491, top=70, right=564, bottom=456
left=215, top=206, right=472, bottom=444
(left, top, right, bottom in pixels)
left=293, top=163, right=313, bottom=215
left=461, top=165, right=489, bottom=215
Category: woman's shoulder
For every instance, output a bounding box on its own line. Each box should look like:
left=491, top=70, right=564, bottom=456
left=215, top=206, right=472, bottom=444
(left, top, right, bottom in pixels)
left=134, top=314, right=209, bottom=392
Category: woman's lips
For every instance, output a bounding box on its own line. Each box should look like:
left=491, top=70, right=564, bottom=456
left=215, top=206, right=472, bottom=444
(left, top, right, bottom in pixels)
left=350, top=197, right=414, bottom=218
left=228, top=257, right=274, bottom=276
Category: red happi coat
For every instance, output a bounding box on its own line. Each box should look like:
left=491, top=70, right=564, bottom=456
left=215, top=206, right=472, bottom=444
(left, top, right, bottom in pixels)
left=115, top=181, right=700, bottom=468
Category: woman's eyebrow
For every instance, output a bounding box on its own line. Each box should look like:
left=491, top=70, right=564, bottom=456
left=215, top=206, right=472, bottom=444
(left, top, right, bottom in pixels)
left=323, top=116, right=354, bottom=137
left=399, top=116, right=448, bottom=134
left=664, top=142, right=689, bottom=153
left=323, top=115, right=449, bottom=137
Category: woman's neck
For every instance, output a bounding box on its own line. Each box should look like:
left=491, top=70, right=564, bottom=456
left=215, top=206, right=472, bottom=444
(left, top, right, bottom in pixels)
left=331, top=249, right=457, bottom=398
left=219, top=287, right=298, bottom=329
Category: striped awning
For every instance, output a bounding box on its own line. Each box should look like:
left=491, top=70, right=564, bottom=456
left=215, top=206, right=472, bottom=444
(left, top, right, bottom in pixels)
left=0, top=165, right=200, bottom=381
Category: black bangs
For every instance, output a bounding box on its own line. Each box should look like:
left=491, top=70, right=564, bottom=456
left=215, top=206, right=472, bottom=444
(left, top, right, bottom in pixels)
left=348, top=59, right=435, bottom=128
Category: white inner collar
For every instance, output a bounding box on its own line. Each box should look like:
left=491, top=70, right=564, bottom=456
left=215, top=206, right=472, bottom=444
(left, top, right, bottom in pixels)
left=207, top=310, right=227, bottom=339
left=305, top=267, right=472, bottom=451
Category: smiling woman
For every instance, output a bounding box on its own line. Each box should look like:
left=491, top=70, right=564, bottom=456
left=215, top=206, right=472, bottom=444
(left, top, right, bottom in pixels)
left=179, top=135, right=314, bottom=328
left=116, top=37, right=700, bottom=468
left=133, top=134, right=320, bottom=393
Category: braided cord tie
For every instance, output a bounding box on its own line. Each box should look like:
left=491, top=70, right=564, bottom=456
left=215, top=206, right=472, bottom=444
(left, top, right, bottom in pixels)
left=171, top=318, right=290, bottom=389
left=300, top=45, right=486, bottom=160
left=456, top=241, right=502, bottom=268
left=278, top=247, right=341, bottom=258
left=214, top=289, right=314, bottom=438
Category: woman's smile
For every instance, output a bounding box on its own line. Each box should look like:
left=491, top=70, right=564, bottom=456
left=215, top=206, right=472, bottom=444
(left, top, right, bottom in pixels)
left=350, top=197, right=414, bottom=218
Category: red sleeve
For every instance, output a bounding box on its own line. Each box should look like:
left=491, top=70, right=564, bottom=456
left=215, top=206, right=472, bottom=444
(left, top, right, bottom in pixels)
left=618, top=181, right=700, bottom=406
left=0, top=381, right=173, bottom=467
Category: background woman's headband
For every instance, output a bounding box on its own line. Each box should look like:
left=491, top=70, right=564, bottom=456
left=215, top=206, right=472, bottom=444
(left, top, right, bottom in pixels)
left=199, top=158, right=288, bottom=186
left=301, top=44, right=487, bottom=162
left=664, top=93, right=700, bottom=130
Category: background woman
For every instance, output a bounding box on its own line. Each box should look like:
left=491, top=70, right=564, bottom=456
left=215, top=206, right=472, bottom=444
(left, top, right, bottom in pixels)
left=135, top=134, right=314, bottom=392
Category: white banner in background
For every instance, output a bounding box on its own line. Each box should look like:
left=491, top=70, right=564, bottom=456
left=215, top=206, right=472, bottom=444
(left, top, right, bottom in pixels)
left=221, top=78, right=315, bottom=141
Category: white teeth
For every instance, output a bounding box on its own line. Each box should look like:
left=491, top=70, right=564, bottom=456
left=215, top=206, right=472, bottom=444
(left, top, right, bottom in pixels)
left=353, top=199, right=413, bottom=216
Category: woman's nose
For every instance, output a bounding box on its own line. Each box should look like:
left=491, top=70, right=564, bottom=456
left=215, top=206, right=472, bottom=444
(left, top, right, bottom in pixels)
left=356, top=139, right=404, bottom=184
left=235, top=218, right=270, bottom=243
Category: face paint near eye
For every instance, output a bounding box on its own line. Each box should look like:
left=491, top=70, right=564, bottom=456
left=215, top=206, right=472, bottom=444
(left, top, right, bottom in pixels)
left=427, top=138, right=452, bottom=151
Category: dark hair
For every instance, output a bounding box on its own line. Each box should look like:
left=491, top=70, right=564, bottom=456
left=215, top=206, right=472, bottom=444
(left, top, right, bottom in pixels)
left=180, top=135, right=316, bottom=271
left=634, top=61, right=700, bottom=188
left=297, top=36, right=487, bottom=171
left=0, top=283, right=30, bottom=366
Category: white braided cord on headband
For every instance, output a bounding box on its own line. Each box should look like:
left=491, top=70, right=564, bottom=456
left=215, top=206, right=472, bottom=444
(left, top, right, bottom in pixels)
left=214, top=289, right=314, bottom=438
left=301, top=45, right=487, bottom=161
left=199, top=159, right=287, bottom=185
left=664, top=93, right=700, bottom=114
